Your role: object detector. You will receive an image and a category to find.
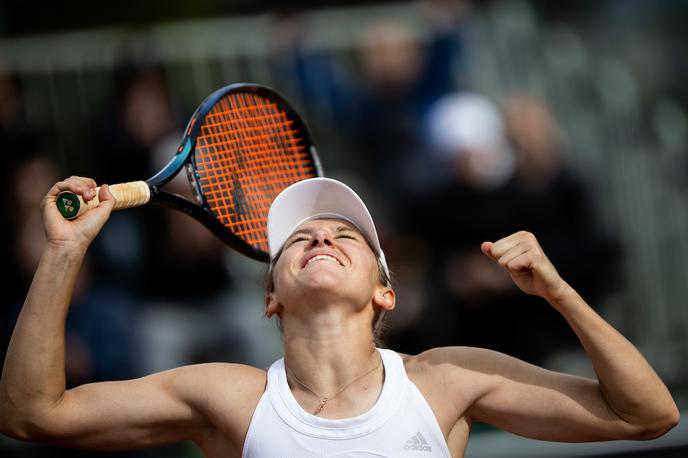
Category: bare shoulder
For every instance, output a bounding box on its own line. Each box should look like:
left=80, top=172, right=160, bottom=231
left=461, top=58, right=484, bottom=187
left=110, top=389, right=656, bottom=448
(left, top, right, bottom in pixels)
left=402, top=346, right=502, bottom=376
left=401, top=347, right=509, bottom=403
left=168, top=362, right=267, bottom=450
left=397, top=347, right=501, bottom=444
left=170, top=362, right=267, bottom=402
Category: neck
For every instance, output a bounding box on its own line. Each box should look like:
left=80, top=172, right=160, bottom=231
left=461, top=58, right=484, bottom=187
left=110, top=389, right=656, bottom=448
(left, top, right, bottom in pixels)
left=281, top=306, right=381, bottom=411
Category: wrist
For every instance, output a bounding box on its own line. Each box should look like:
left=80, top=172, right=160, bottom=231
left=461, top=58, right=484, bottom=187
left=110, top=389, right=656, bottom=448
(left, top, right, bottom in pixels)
left=546, top=281, right=578, bottom=309
left=44, top=240, right=89, bottom=260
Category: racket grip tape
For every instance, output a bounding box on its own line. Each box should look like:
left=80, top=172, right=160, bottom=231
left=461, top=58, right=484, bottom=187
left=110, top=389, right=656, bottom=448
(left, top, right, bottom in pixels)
left=56, top=181, right=151, bottom=219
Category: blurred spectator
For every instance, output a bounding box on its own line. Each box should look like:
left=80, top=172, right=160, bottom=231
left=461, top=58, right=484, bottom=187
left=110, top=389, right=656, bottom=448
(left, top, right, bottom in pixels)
left=86, top=62, right=245, bottom=372
left=268, top=0, right=467, bottom=228
left=83, top=64, right=180, bottom=289
left=389, top=91, right=619, bottom=367
left=93, top=63, right=180, bottom=184
left=0, top=63, right=41, bottom=362
left=7, top=155, right=142, bottom=388
left=135, top=139, right=248, bottom=373
left=502, top=92, right=622, bottom=305
left=0, top=63, right=38, bottom=299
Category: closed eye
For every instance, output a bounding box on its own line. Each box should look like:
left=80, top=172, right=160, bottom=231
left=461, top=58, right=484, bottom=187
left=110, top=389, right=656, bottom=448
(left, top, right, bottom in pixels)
left=336, top=234, right=357, bottom=240
left=288, top=236, right=309, bottom=246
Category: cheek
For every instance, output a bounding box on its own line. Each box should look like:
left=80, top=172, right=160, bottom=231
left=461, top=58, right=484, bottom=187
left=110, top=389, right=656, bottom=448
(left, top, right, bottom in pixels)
left=351, top=252, right=380, bottom=288
left=271, top=257, right=293, bottom=294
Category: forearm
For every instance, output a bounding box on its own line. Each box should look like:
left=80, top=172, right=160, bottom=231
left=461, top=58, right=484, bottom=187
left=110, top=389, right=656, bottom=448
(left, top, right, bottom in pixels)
left=550, top=285, right=679, bottom=433
left=1, top=243, right=86, bottom=428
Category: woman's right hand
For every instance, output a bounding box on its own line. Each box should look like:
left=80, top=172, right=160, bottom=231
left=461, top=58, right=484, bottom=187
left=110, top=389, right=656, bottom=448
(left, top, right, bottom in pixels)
left=41, top=176, right=116, bottom=251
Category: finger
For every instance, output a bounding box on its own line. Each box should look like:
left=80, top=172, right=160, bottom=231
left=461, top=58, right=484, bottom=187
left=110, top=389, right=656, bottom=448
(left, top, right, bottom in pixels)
left=496, top=243, right=530, bottom=269
left=488, top=236, right=521, bottom=259
left=50, top=177, right=97, bottom=201
left=506, top=252, right=535, bottom=272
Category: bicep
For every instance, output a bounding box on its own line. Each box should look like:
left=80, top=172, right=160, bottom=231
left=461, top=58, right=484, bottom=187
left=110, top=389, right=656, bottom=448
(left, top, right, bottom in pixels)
left=32, top=367, right=208, bottom=450
left=465, top=349, right=635, bottom=442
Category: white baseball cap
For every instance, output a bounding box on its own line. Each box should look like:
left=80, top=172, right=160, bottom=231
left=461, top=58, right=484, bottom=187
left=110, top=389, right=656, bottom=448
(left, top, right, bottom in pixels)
left=267, top=177, right=390, bottom=281
left=426, top=91, right=507, bottom=156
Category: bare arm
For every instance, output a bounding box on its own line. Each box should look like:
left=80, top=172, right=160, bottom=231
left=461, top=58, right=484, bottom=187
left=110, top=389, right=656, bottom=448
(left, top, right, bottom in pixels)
left=423, top=232, right=679, bottom=442
left=0, top=177, right=262, bottom=450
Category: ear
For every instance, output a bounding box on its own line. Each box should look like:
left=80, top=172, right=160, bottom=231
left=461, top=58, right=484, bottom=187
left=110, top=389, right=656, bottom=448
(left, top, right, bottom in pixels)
left=373, top=286, right=396, bottom=312
left=265, top=292, right=284, bottom=318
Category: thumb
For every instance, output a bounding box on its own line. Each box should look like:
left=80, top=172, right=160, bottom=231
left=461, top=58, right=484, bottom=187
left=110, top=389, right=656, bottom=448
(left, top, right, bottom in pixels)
left=83, top=184, right=115, bottom=224
left=481, top=241, right=494, bottom=258
left=96, top=184, right=116, bottom=210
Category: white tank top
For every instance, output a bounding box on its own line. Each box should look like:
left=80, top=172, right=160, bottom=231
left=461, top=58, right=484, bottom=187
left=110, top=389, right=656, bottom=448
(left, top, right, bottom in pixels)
left=242, top=348, right=451, bottom=457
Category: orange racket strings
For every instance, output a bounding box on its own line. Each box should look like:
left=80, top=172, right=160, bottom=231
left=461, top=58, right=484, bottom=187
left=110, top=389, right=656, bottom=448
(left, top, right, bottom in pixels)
left=194, top=92, right=315, bottom=252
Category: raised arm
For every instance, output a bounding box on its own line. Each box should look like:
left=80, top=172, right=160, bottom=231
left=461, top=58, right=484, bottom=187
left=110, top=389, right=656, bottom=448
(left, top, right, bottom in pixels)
left=479, top=231, right=679, bottom=440
left=419, top=231, right=679, bottom=443
left=0, top=177, right=263, bottom=451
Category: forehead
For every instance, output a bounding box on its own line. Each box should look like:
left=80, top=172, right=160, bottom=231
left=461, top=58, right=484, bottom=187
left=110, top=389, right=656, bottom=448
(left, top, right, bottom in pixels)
left=290, top=217, right=362, bottom=236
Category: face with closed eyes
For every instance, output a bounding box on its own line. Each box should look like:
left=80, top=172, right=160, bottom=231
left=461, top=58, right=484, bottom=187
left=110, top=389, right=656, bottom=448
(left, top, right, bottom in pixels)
left=266, top=218, right=394, bottom=320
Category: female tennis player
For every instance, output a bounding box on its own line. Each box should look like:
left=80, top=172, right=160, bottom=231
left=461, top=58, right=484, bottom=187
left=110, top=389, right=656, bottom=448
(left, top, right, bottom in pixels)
left=0, top=176, right=679, bottom=457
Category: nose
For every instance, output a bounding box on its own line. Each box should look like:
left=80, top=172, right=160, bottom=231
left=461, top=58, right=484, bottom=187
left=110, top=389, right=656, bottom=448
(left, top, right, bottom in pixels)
left=309, top=229, right=334, bottom=248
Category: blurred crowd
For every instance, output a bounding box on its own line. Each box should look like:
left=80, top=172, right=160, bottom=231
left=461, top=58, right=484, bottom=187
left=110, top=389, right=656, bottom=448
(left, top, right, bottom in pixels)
left=6, top=0, right=686, bottom=456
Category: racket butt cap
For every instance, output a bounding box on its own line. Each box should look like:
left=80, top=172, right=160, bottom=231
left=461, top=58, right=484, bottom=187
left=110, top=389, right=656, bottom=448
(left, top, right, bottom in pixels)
left=56, top=181, right=151, bottom=219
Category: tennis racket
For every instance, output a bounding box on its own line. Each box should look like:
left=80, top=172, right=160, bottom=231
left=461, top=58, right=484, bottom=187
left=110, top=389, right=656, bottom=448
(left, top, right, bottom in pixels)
left=56, top=83, right=323, bottom=262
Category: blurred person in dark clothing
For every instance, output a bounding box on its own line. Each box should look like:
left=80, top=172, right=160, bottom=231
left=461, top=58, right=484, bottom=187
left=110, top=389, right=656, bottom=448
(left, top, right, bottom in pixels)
left=0, top=64, right=43, bottom=368
left=86, top=63, right=233, bottom=305
left=388, top=91, right=520, bottom=356
left=268, top=0, right=467, bottom=225
left=0, top=64, right=38, bottom=300
left=87, top=63, right=242, bottom=371
left=93, top=64, right=180, bottom=185
left=390, top=91, right=618, bottom=367
left=502, top=92, right=621, bottom=306
left=6, top=156, right=142, bottom=387
left=83, top=64, right=181, bottom=290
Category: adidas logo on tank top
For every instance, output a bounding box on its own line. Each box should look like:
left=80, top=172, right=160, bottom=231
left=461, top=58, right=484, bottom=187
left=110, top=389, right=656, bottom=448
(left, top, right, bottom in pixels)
left=403, top=431, right=432, bottom=452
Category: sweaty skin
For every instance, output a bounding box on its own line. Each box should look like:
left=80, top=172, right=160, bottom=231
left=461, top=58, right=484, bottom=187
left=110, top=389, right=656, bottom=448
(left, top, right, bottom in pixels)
left=0, top=177, right=679, bottom=458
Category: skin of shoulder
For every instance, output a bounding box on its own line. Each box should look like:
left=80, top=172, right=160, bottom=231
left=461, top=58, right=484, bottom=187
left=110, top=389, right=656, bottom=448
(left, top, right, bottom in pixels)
left=402, top=348, right=489, bottom=457
left=170, top=362, right=267, bottom=453
left=403, top=347, right=492, bottom=416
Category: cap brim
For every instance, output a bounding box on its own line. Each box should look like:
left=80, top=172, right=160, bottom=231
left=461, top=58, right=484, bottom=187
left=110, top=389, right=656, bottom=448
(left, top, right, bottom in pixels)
left=267, top=177, right=384, bottom=265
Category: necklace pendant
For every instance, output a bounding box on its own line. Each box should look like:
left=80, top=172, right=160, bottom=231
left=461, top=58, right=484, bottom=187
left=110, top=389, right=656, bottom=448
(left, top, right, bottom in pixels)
left=314, top=398, right=327, bottom=415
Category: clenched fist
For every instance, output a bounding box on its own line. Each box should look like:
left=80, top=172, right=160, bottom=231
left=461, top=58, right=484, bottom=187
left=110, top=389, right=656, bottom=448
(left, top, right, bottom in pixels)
left=42, top=176, right=115, bottom=251
left=481, top=231, right=571, bottom=303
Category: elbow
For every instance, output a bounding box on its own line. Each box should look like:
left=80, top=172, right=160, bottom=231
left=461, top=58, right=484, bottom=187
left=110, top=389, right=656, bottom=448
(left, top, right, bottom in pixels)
left=0, top=415, right=55, bottom=443
left=0, top=398, right=52, bottom=443
left=0, top=391, right=23, bottom=440
left=0, top=407, right=32, bottom=442
left=627, top=407, right=680, bottom=440
left=650, top=406, right=680, bottom=439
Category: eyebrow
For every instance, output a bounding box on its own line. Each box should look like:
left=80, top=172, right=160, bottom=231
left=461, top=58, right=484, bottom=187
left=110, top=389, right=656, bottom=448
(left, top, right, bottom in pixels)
left=286, top=225, right=359, bottom=242
left=335, top=226, right=358, bottom=234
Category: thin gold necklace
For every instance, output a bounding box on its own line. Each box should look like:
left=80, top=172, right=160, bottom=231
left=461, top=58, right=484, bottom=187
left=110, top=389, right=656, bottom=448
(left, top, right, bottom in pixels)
left=285, top=354, right=383, bottom=415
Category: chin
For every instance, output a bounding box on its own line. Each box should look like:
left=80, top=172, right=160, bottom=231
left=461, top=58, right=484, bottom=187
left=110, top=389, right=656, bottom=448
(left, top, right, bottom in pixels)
left=300, top=274, right=342, bottom=292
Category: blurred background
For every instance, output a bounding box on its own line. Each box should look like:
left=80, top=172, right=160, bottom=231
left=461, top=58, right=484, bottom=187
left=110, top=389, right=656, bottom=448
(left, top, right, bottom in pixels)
left=1, top=0, right=687, bottom=457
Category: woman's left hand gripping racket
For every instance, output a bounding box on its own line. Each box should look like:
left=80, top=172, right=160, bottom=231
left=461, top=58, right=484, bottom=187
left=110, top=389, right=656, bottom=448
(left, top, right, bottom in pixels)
left=56, top=83, right=323, bottom=262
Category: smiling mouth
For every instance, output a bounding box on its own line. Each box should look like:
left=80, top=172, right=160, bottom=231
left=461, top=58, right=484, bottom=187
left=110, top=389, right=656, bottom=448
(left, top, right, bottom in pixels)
left=304, top=254, right=342, bottom=267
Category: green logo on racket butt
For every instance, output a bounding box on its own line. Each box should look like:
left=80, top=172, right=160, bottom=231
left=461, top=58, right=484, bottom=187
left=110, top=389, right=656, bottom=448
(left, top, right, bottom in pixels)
left=56, top=192, right=81, bottom=220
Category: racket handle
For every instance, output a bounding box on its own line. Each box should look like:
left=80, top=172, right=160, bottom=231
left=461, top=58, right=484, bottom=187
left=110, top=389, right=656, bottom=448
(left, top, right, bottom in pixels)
left=56, top=181, right=151, bottom=220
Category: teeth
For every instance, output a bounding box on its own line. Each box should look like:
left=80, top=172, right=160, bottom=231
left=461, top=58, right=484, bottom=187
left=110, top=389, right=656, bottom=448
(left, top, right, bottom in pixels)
left=306, top=254, right=340, bottom=266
